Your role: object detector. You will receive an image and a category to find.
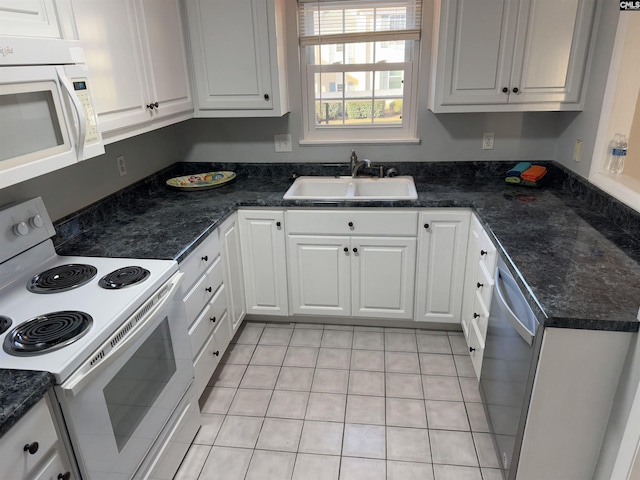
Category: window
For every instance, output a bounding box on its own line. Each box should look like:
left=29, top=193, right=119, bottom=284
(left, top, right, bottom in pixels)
left=298, top=0, right=422, bottom=143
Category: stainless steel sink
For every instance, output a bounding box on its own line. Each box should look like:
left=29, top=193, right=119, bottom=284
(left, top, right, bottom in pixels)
left=283, top=176, right=418, bottom=201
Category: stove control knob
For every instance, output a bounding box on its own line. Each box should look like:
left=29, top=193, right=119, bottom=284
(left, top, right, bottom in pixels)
left=13, top=221, right=29, bottom=236
left=29, top=214, right=44, bottom=229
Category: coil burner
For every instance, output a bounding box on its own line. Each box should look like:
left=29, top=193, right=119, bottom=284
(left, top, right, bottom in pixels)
left=28, top=264, right=98, bottom=293
left=99, top=266, right=151, bottom=289
left=3, top=311, right=93, bottom=356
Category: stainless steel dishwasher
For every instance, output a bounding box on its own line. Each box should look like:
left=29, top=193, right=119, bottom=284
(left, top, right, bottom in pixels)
left=480, top=254, right=541, bottom=480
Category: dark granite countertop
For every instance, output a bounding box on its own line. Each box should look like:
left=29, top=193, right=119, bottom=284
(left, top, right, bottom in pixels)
left=0, top=370, right=55, bottom=436
left=53, top=161, right=640, bottom=332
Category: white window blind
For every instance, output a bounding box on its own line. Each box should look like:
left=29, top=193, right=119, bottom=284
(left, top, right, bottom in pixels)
left=298, top=0, right=422, bottom=47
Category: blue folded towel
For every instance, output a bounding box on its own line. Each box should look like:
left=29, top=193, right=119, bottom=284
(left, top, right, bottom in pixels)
left=506, top=162, right=531, bottom=177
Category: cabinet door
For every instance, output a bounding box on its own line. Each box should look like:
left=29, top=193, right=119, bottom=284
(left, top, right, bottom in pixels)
left=219, top=214, right=246, bottom=334
left=416, top=210, right=470, bottom=324
left=186, top=0, right=273, bottom=111
left=0, top=0, right=68, bottom=39
left=509, top=0, right=595, bottom=104
left=238, top=210, right=288, bottom=316
left=351, top=237, right=416, bottom=320
left=434, top=0, right=517, bottom=106
left=137, top=0, right=192, bottom=119
left=72, top=0, right=152, bottom=133
left=288, top=236, right=351, bottom=316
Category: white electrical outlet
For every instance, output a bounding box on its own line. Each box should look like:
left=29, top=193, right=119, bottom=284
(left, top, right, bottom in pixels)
left=274, top=134, right=292, bottom=152
left=483, top=132, right=495, bottom=150
left=573, top=139, right=583, bottom=162
left=117, top=155, right=127, bottom=176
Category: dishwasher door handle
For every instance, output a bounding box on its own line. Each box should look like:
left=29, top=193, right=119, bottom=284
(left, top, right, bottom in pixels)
left=495, top=266, right=534, bottom=346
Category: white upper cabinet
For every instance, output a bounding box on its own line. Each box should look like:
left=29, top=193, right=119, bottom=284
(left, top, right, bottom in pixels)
left=0, top=0, right=75, bottom=39
left=429, top=0, right=596, bottom=112
left=0, top=0, right=80, bottom=65
left=72, top=0, right=192, bottom=143
left=184, top=0, right=289, bottom=117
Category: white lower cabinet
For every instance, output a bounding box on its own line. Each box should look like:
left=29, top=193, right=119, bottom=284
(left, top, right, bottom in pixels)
left=179, top=225, right=234, bottom=398
left=286, top=210, right=418, bottom=320
left=0, top=396, right=75, bottom=480
left=415, top=209, right=470, bottom=324
left=351, top=237, right=416, bottom=319
left=192, top=312, right=232, bottom=398
left=288, top=235, right=351, bottom=316
left=460, top=213, right=497, bottom=378
left=219, top=213, right=247, bottom=333
left=238, top=210, right=288, bottom=316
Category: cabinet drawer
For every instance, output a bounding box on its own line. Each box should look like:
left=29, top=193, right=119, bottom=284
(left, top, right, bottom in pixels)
left=193, top=312, right=232, bottom=398
left=31, top=451, right=69, bottom=480
left=286, top=210, right=418, bottom=236
left=468, top=320, right=484, bottom=380
left=478, top=227, right=497, bottom=269
left=183, top=256, right=224, bottom=323
left=189, top=285, right=228, bottom=357
left=476, top=261, right=495, bottom=310
left=180, top=233, right=221, bottom=293
left=472, top=289, right=490, bottom=342
left=0, top=398, right=58, bottom=480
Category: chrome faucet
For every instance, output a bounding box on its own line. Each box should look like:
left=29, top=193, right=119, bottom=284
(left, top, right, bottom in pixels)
left=350, top=150, right=372, bottom=177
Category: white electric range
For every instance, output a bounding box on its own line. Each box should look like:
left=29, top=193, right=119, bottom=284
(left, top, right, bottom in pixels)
left=0, top=197, right=200, bottom=480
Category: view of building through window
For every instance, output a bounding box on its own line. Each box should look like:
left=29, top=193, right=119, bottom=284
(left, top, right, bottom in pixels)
left=308, top=38, right=407, bottom=126
left=299, top=0, right=421, bottom=139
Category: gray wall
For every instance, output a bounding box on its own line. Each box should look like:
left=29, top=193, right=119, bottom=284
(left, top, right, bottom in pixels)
left=555, top=2, right=620, bottom=178
left=0, top=125, right=180, bottom=221
left=174, top=0, right=559, bottom=165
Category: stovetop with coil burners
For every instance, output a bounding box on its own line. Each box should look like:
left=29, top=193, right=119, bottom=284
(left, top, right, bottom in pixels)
left=0, top=198, right=178, bottom=382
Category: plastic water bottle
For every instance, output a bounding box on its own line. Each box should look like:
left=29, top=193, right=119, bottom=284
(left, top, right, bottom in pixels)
left=607, top=133, right=628, bottom=174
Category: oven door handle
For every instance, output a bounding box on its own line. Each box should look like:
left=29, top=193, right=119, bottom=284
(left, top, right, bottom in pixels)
left=61, top=271, right=183, bottom=398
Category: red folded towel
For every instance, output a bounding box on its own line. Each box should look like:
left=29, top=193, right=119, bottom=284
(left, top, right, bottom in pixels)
left=521, top=165, right=547, bottom=182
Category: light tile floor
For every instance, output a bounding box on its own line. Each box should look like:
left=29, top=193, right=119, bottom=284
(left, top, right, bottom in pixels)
left=175, top=322, right=502, bottom=480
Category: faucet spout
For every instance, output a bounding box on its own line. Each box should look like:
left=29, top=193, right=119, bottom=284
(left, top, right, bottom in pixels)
left=352, top=158, right=372, bottom=177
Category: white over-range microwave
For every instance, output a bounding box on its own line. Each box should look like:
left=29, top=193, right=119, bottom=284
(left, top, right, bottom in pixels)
left=0, top=61, right=104, bottom=189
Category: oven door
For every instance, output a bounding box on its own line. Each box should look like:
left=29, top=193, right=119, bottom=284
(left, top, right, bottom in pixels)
left=55, top=272, right=194, bottom=480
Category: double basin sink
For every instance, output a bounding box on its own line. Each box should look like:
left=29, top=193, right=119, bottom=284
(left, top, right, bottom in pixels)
left=283, top=176, right=418, bottom=201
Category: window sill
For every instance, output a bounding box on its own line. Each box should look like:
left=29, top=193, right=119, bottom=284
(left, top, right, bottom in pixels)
left=299, top=137, right=421, bottom=146
left=589, top=172, right=640, bottom=213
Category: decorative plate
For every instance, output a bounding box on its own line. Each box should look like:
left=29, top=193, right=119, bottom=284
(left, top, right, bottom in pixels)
left=166, top=171, right=236, bottom=191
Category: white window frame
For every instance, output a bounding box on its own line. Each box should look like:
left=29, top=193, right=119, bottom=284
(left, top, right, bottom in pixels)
left=298, top=1, right=421, bottom=145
